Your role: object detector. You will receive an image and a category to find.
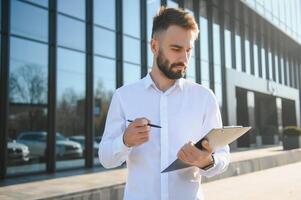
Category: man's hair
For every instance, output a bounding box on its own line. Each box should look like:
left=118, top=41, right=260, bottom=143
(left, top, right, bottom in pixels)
left=151, top=7, right=199, bottom=39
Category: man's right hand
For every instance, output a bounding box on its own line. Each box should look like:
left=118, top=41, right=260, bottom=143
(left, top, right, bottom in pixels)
left=123, top=118, right=151, bottom=147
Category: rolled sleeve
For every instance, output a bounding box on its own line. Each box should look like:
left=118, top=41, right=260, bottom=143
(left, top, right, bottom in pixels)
left=98, top=90, right=132, bottom=168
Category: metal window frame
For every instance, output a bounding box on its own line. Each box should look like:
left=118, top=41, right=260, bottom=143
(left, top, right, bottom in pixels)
left=85, top=0, right=94, bottom=168
left=0, top=0, right=10, bottom=179
left=47, top=0, right=57, bottom=173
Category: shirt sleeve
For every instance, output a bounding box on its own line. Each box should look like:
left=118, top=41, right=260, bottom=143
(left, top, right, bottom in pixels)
left=98, top=90, right=132, bottom=169
left=199, top=90, right=230, bottom=178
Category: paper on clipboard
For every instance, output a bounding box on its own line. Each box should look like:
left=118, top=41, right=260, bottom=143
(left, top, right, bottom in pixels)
left=161, top=126, right=252, bottom=173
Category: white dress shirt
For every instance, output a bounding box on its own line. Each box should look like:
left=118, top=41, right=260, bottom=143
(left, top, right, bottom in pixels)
left=99, top=74, right=230, bottom=200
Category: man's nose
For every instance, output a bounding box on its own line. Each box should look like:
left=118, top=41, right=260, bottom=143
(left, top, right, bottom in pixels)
left=179, top=51, right=189, bottom=66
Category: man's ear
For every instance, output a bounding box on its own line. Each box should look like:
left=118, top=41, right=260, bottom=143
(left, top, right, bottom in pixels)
left=150, top=39, right=159, bottom=56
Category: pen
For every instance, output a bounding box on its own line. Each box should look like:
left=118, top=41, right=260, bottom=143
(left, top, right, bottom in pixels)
left=127, top=120, right=162, bottom=128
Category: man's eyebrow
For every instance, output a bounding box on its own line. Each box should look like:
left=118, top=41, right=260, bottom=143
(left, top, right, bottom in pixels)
left=170, top=44, right=193, bottom=50
left=170, top=44, right=183, bottom=48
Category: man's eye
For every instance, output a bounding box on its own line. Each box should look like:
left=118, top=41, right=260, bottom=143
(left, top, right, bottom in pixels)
left=172, top=48, right=181, bottom=52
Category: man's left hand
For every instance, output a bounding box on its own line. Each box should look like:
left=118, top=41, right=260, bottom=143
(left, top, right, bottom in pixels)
left=177, top=139, right=214, bottom=168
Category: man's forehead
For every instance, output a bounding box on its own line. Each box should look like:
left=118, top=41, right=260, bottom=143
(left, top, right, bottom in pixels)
left=161, top=25, right=195, bottom=48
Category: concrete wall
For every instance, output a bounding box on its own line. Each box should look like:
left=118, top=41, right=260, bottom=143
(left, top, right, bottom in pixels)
left=226, top=68, right=300, bottom=148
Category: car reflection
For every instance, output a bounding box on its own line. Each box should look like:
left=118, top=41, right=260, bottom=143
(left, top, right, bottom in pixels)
left=7, top=138, right=30, bottom=165
left=68, top=135, right=99, bottom=156
left=17, top=131, right=83, bottom=160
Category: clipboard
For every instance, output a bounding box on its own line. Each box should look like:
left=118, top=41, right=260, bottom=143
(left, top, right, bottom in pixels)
left=161, top=126, right=252, bottom=173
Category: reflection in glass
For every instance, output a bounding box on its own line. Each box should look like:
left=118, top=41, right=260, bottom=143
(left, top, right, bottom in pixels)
left=235, top=35, right=242, bottom=71
left=261, top=48, right=266, bottom=79
left=280, top=57, right=284, bottom=85
left=147, top=0, right=161, bottom=68
left=245, top=40, right=251, bottom=74
left=58, top=0, right=85, bottom=20
left=94, top=0, right=115, bottom=29
left=56, top=48, right=85, bottom=169
left=201, top=61, right=209, bottom=86
left=254, top=44, right=259, bottom=77
left=94, top=56, right=116, bottom=162
left=11, top=0, right=48, bottom=42
left=167, top=0, right=179, bottom=8
left=214, top=83, right=223, bottom=110
left=123, top=62, right=141, bottom=85
left=275, top=55, right=279, bottom=83
left=24, top=0, right=48, bottom=7
left=268, top=51, right=273, bottom=80
left=8, top=37, right=48, bottom=174
left=123, top=36, right=141, bottom=64
left=213, top=24, right=221, bottom=65
left=57, top=15, right=85, bottom=51
left=123, top=0, right=140, bottom=37
left=200, top=17, right=209, bottom=62
left=94, top=27, right=116, bottom=58
left=9, top=37, right=48, bottom=104
left=187, top=55, right=196, bottom=82
left=225, top=29, right=232, bottom=68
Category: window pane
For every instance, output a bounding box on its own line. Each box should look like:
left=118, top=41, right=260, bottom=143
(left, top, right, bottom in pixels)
left=201, top=61, right=209, bottom=85
left=254, top=44, right=259, bottom=77
left=9, top=37, right=48, bottom=104
left=245, top=40, right=251, bottom=74
left=167, top=0, right=179, bottom=8
left=11, top=0, right=48, bottom=42
left=261, top=47, right=266, bottom=79
left=94, top=56, right=116, bottom=163
left=225, top=29, right=232, bottom=68
left=235, top=35, right=242, bottom=71
left=123, top=36, right=141, bottom=64
left=200, top=17, right=209, bottom=62
left=8, top=37, right=48, bottom=175
left=187, top=56, right=196, bottom=82
left=213, top=23, right=221, bottom=65
left=24, top=0, right=48, bottom=7
left=123, top=0, right=140, bottom=37
left=94, top=0, right=115, bottom=29
left=123, top=63, right=140, bottom=85
left=214, top=83, right=223, bottom=109
left=56, top=48, right=85, bottom=170
left=147, top=0, right=161, bottom=68
left=268, top=51, right=273, bottom=80
left=58, top=0, right=85, bottom=20
left=57, top=15, right=85, bottom=51
left=94, top=27, right=116, bottom=58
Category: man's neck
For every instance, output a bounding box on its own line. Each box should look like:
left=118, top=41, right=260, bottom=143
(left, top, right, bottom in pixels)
left=150, top=66, right=176, bottom=92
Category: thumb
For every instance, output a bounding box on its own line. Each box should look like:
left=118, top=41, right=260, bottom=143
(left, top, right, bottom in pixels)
left=201, top=139, right=213, bottom=153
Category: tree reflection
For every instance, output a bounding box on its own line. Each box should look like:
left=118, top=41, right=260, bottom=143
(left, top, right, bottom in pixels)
left=9, top=64, right=48, bottom=139
left=94, top=80, right=113, bottom=140
left=57, top=88, right=85, bottom=137
left=10, top=64, right=47, bottom=104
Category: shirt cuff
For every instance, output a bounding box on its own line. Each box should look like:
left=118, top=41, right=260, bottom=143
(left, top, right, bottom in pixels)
left=113, top=133, right=132, bottom=156
left=199, top=154, right=219, bottom=173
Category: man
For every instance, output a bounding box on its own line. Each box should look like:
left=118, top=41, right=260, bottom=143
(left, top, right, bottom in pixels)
left=99, top=7, right=230, bottom=200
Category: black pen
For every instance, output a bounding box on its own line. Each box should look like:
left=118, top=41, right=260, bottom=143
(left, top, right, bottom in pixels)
left=127, top=120, right=162, bottom=128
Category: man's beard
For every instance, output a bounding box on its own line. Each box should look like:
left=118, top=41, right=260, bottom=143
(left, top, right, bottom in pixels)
left=156, top=49, right=187, bottom=80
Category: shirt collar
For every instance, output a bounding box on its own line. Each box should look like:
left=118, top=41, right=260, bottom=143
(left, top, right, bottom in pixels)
left=143, top=73, right=184, bottom=91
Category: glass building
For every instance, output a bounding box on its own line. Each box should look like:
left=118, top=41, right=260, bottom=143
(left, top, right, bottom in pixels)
left=1, top=0, right=301, bottom=180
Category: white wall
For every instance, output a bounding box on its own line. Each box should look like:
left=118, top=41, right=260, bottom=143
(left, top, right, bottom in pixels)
left=226, top=68, right=300, bottom=127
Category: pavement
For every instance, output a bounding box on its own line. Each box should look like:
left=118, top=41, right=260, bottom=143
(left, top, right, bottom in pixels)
left=203, top=161, right=301, bottom=200
left=1, top=146, right=301, bottom=200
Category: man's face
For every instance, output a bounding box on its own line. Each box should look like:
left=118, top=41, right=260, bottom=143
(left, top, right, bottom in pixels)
left=153, top=25, right=195, bottom=80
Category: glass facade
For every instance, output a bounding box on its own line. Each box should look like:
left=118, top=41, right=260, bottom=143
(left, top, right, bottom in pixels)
left=1, top=0, right=301, bottom=180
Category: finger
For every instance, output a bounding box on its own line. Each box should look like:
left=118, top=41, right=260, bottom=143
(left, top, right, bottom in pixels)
left=134, top=118, right=149, bottom=127
left=136, top=125, right=151, bottom=133
left=201, top=139, right=213, bottom=153
left=138, top=133, right=150, bottom=140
